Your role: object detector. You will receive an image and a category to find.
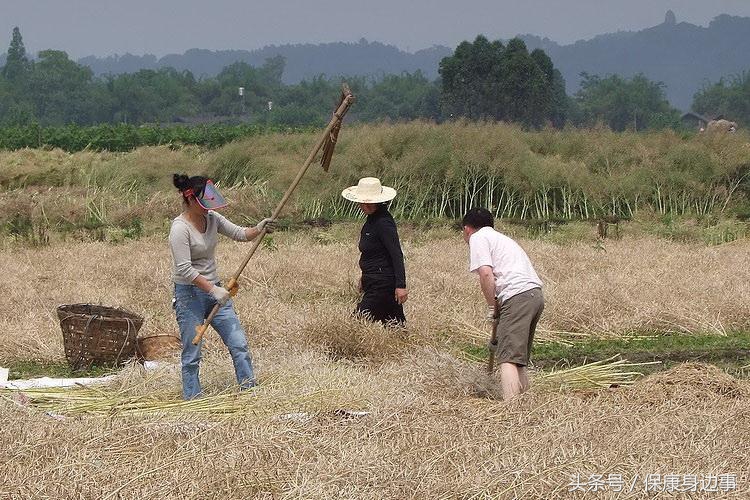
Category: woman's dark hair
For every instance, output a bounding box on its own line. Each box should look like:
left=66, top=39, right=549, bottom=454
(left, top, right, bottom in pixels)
left=173, top=174, right=208, bottom=203
left=462, top=207, right=494, bottom=229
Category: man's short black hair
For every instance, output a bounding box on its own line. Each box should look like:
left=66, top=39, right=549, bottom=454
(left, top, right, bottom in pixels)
left=462, top=208, right=494, bottom=229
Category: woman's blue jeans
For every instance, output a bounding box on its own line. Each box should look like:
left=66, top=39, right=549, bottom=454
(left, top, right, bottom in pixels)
left=174, top=283, right=255, bottom=400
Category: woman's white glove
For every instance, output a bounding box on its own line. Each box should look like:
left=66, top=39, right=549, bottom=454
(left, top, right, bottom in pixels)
left=255, top=218, right=276, bottom=234
left=211, top=285, right=231, bottom=306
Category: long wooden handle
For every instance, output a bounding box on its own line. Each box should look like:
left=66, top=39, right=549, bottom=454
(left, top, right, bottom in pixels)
left=192, top=88, right=355, bottom=345
left=486, top=300, right=500, bottom=374
left=192, top=232, right=265, bottom=345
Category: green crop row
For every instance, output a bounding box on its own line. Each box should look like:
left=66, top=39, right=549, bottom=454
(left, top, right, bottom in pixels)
left=0, top=123, right=312, bottom=152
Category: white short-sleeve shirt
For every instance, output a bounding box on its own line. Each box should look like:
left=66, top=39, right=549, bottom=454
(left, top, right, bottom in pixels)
left=468, top=227, right=542, bottom=302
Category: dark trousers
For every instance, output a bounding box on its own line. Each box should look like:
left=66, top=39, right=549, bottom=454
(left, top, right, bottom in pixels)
left=355, top=275, right=405, bottom=326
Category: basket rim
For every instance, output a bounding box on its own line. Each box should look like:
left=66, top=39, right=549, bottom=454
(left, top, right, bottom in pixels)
left=136, top=334, right=181, bottom=360
left=57, top=303, right=143, bottom=323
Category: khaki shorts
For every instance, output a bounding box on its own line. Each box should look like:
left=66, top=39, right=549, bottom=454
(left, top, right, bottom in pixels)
left=494, top=287, right=544, bottom=366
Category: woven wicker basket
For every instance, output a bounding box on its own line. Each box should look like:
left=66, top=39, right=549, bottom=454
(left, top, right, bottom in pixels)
left=57, top=304, right=143, bottom=371
left=136, top=335, right=181, bottom=361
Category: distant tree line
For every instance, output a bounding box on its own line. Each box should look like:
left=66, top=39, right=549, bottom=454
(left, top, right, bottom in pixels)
left=0, top=28, right=746, bottom=132
left=570, top=73, right=680, bottom=131
left=693, top=72, right=750, bottom=128
left=0, top=28, right=441, bottom=128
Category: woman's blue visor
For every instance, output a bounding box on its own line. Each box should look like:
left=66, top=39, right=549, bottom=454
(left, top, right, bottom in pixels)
left=195, top=180, right=228, bottom=210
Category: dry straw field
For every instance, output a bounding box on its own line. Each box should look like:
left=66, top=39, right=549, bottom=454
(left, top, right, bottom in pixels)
left=1, top=223, right=750, bottom=498
left=1, top=123, right=749, bottom=497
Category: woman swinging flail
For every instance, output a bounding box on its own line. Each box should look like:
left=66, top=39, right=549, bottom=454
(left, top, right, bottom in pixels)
left=169, top=174, right=275, bottom=400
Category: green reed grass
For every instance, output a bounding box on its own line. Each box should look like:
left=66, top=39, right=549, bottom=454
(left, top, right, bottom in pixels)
left=0, top=123, right=748, bottom=237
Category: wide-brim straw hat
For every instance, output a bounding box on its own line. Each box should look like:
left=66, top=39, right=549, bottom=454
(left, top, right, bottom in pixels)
left=341, top=177, right=397, bottom=203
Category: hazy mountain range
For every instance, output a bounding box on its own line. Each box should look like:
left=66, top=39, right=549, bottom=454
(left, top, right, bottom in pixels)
left=8, top=12, right=748, bottom=110
left=519, top=13, right=750, bottom=110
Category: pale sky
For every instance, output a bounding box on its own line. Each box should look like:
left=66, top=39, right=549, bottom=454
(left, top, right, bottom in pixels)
left=2, top=0, right=749, bottom=58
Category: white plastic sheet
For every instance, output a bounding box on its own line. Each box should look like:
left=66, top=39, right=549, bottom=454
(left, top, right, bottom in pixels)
left=0, top=362, right=166, bottom=391
left=0, top=374, right=116, bottom=390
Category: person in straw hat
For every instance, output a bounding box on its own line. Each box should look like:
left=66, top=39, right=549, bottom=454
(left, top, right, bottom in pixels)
left=342, top=177, right=408, bottom=325
left=170, top=174, right=275, bottom=400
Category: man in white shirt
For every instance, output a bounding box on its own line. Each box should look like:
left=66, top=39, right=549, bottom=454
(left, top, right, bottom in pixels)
left=462, top=208, right=544, bottom=399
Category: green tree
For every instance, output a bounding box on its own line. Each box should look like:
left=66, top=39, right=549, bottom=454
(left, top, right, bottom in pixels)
left=438, top=36, right=564, bottom=127
left=575, top=73, right=679, bottom=131
left=210, top=57, right=286, bottom=118
left=358, top=71, right=440, bottom=122
left=693, top=71, right=750, bottom=127
left=0, top=76, right=34, bottom=125
left=271, top=75, right=338, bottom=126
left=2, top=27, right=30, bottom=81
left=26, top=50, right=99, bottom=124
left=109, top=68, right=198, bottom=123
left=439, top=36, right=504, bottom=120
left=531, top=49, right=568, bottom=127
left=499, top=40, right=548, bottom=126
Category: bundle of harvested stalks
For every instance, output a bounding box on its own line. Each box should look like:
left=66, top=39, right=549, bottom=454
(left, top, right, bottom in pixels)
left=299, top=311, right=413, bottom=362
left=407, top=350, right=655, bottom=399
left=538, top=355, right=657, bottom=389
left=2, top=384, right=367, bottom=418
left=1, top=349, right=377, bottom=418
left=450, top=314, right=590, bottom=347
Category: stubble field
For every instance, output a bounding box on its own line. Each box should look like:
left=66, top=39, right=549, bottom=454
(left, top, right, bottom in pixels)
left=1, top=224, right=749, bottom=498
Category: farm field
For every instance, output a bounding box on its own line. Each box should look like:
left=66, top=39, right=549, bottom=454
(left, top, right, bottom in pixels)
left=1, top=123, right=749, bottom=497
left=1, top=224, right=749, bottom=498
left=1, top=0, right=750, bottom=493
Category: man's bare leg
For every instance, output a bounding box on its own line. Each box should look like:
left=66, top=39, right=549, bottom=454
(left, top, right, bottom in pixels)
left=500, top=362, right=523, bottom=400
left=519, top=366, right=530, bottom=393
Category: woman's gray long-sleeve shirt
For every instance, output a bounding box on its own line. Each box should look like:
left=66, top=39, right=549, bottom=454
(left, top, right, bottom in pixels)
left=169, top=212, right=247, bottom=285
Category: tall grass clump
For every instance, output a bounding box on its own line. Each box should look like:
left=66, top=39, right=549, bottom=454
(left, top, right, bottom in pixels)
left=1, top=123, right=748, bottom=240
left=286, top=122, right=750, bottom=221
left=298, top=311, right=413, bottom=362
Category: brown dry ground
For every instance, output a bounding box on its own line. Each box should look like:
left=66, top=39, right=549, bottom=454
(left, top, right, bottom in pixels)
left=1, top=228, right=749, bottom=498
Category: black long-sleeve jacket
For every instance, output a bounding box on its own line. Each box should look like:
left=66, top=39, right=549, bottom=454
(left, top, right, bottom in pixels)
left=358, top=206, right=406, bottom=289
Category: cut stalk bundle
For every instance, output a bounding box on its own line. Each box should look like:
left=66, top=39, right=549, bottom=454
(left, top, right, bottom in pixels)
left=450, top=314, right=590, bottom=346
left=538, top=355, right=659, bottom=389
left=2, top=385, right=367, bottom=418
